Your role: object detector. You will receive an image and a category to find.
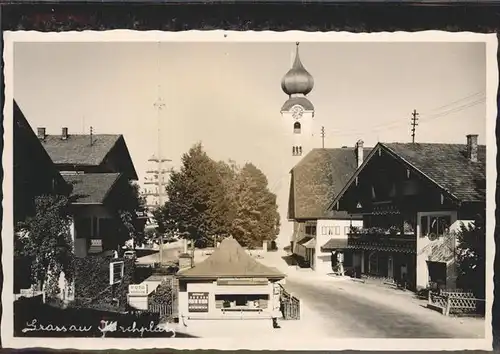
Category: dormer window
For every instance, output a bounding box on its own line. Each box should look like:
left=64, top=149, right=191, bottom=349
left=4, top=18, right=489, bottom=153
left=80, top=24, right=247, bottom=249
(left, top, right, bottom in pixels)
left=293, top=122, right=301, bottom=134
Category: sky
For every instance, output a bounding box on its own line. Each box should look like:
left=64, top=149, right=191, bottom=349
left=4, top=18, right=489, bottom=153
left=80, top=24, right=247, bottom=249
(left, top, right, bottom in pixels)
left=13, top=41, right=487, bottom=245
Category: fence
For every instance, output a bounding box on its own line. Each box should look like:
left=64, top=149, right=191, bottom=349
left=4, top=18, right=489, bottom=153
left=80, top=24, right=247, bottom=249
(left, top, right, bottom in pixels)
left=427, top=290, right=485, bottom=316
left=278, top=284, right=300, bottom=320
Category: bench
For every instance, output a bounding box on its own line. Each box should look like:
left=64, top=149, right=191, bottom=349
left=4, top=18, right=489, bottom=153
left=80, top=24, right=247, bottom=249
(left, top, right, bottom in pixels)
left=427, top=291, right=483, bottom=316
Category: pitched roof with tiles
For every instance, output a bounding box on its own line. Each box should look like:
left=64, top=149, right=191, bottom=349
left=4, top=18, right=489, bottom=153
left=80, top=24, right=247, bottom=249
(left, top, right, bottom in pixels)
left=289, top=147, right=372, bottom=220
left=382, top=142, right=486, bottom=203
left=41, top=134, right=121, bottom=166
left=331, top=142, right=486, bottom=208
left=63, top=173, right=122, bottom=204
left=177, top=237, right=286, bottom=280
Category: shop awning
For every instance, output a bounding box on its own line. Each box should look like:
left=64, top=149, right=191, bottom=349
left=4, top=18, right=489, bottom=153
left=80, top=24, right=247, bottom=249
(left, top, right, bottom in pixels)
left=346, top=243, right=415, bottom=254
left=302, top=238, right=316, bottom=249
left=321, top=238, right=349, bottom=252
left=297, top=236, right=313, bottom=245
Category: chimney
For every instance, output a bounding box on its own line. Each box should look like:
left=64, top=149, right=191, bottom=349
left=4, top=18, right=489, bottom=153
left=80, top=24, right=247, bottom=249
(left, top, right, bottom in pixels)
left=61, top=127, right=68, bottom=140
left=356, top=139, right=364, bottom=168
left=37, top=127, right=46, bottom=140
left=466, top=134, right=478, bottom=162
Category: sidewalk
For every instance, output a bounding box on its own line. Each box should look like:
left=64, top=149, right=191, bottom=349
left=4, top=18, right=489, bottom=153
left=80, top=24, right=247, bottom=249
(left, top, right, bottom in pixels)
left=168, top=305, right=332, bottom=338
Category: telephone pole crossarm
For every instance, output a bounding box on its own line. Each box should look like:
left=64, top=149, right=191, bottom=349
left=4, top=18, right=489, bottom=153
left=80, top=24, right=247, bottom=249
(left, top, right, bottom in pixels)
left=410, top=109, right=419, bottom=143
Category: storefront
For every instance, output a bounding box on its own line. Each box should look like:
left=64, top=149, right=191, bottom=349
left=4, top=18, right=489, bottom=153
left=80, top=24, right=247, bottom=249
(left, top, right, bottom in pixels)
left=176, top=237, right=285, bottom=320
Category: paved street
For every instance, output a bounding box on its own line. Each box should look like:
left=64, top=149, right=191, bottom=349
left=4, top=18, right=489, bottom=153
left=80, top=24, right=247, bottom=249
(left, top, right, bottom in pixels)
left=136, top=240, right=183, bottom=265
left=260, top=251, right=485, bottom=339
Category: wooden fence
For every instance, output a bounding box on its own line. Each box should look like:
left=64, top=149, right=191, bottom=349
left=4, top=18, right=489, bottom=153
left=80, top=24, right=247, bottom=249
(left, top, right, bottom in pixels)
left=278, top=284, right=300, bottom=320
left=427, top=290, right=485, bottom=316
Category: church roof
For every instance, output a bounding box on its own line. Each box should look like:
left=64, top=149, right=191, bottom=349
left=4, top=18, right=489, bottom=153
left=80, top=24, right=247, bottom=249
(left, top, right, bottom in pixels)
left=281, top=96, right=315, bottom=112
left=289, top=147, right=371, bottom=220
left=281, top=43, right=314, bottom=97
left=177, top=237, right=286, bottom=280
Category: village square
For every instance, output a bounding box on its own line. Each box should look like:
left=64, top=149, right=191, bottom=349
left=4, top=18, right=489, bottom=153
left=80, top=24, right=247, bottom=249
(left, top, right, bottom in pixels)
left=11, top=40, right=487, bottom=340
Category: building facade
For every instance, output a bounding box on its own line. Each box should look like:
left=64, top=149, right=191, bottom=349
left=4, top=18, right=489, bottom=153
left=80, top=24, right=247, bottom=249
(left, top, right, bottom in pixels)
left=330, top=136, right=486, bottom=291
left=287, top=141, right=370, bottom=274
left=275, top=43, right=317, bottom=249
left=176, top=237, right=285, bottom=321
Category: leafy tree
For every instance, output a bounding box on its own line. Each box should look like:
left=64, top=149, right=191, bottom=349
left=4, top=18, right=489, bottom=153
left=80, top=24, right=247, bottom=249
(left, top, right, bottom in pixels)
left=116, top=181, right=147, bottom=247
left=156, top=143, right=221, bottom=252
left=232, top=163, right=280, bottom=248
left=155, top=144, right=280, bottom=252
left=455, top=213, right=486, bottom=299
left=14, top=194, right=75, bottom=294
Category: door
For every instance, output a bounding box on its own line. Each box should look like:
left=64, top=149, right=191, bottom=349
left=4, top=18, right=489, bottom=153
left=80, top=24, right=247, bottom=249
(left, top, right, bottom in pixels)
left=388, top=256, right=394, bottom=279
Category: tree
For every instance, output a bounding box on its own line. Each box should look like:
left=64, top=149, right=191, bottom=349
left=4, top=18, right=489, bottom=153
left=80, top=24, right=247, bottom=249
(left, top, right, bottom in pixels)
left=116, top=181, right=147, bottom=248
left=14, top=194, right=75, bottom=296
left=455, top=213, right=486, bottom=299
left=231, top=163, right=280, bottom=248
left=156, top=143, right=223, bottom=250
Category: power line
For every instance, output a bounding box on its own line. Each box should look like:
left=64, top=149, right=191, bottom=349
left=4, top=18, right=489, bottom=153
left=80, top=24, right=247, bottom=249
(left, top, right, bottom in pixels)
left=324, top=96, right=485, bottom=139
left=325, top=91, right=486, bottom=137
left=420, top=90, right=485, bottom=115
left=419, top=97, right=485, bottom=122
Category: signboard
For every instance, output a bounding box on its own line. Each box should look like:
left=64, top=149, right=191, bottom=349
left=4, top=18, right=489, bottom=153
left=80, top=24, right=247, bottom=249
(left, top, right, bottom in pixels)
left=109, top=261, right=124, bottom=285
left=128, top=284, right=148, bottom=296
left=20, top=288, right=35, bottom=297
left=188, top=292, right=209, bottom=312
left=89, top=239, right=103, bottom=254
left=217, top=278, right=268, bottom=286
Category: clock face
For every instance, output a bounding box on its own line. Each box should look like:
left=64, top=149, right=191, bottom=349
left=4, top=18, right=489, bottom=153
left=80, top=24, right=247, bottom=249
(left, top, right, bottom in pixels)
left=291, top=105, right=304, bottom=120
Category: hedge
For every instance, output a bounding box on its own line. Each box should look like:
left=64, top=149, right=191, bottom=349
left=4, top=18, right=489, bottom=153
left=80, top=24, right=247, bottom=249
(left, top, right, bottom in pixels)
left=73, top=255, right=134, bottom=312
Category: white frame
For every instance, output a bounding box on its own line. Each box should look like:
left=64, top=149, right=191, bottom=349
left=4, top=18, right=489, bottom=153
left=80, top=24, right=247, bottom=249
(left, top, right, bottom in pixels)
left=109, top=261, right=125, bottom=285
left=417, top=211, right=457, bottom=238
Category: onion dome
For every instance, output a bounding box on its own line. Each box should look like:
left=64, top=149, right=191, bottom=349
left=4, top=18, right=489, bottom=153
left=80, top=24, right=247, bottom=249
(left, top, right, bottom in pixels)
left=281, top=43, right=314, bottom=96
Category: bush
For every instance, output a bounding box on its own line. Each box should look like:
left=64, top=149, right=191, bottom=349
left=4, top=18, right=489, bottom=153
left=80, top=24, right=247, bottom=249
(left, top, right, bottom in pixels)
left=74, top=256, right=135, bottom=312
left=149, top=279, right=176, bottom=322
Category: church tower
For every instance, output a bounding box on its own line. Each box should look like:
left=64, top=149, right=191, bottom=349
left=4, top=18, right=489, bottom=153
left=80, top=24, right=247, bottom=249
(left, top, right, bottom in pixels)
left=280, top=42, right=315, bottom=158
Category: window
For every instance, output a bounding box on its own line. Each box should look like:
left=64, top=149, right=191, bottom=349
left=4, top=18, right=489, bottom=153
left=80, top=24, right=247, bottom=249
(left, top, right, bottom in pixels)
left=305, top=225, right=317, bottom=236
left=76, top=217, right=92, bottom=239
left=420, top=214, right=452, bottom=239
left=335, top=226, right=340, bottom=235
left=294, top=122, right=301, bottom=134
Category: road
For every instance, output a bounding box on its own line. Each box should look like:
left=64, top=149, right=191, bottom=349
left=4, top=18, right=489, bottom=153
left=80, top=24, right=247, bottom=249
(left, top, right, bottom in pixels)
left=136, top=240, right=183, bottom=265
left=283, top=275, right=485, bottom=338
left=257, top=251, right=485, bottom=339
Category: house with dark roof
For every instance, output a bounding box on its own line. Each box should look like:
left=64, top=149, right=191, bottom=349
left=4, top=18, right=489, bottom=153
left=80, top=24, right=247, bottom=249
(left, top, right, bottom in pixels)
left=176, top=237, right=285, bottom=321
left=29, top=104, right=141, bottom=258
left=288, top=140, right=372, bottom=274
left=329, top=135, right=486, bottom=291
left=13, top=101, right=72, bottom=293
left=13, top=101, right=71, bottom=224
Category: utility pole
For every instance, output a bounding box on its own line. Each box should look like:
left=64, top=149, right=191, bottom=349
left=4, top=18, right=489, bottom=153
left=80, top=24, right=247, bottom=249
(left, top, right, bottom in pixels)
left=320, top=126, right=325, bottom=148
left=411, top=109, right=419, bottom=143
left=153, top=41, right=166, bottom=266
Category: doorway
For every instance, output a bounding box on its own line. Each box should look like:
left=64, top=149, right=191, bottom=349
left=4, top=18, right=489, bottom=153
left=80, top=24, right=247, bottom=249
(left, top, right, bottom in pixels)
left=388, top=256, right=394, bottom=279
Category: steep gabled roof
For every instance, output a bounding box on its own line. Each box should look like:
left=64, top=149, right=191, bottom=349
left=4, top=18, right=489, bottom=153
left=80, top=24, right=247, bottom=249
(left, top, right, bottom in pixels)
left=63, top=173, right=122, bottom=204
left=177, top=237, right=285, bottom=280
left=289, top=147, right=371, bottom=220
left=330, top=142, right=486, bottom=209
left=383, top=143, right=486, bottom=203
left=41, top=134, right=121, bottom=166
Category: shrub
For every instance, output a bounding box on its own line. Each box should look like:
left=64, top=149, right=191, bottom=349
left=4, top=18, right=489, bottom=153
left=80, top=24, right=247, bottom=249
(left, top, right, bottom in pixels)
left=73, top=256, right=135, bottom=312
